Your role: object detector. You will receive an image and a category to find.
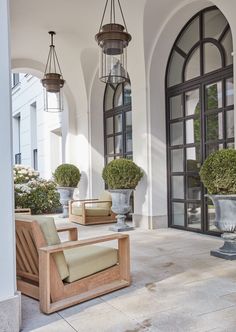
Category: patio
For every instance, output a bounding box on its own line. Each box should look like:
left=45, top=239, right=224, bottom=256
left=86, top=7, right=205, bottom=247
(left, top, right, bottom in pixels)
left=21, top=221, right=236, bottom=332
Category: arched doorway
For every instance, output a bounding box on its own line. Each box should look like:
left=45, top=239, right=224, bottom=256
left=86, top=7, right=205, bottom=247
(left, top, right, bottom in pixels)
left=166, top=6, right=234, bottom=234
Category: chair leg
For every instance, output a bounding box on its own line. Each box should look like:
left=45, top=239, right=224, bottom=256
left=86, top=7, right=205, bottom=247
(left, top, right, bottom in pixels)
left=39, top=251, right=51, bottom=314
left=118, top=236, right=131, bottom=283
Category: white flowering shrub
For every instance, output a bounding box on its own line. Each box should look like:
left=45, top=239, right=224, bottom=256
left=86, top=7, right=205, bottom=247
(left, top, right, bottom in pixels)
left=14, top=165, right=39, bottom=184
left=14, top=165, right=61, bottom=214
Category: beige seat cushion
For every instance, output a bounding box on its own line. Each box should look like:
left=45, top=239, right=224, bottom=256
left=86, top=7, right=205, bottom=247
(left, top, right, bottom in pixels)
left=64, top=245, right=118, bottom=282
left=15, top=214, right=69, bottom=280
left=98, top=191, right=112, bottom=209
left=72, top=206, right=110, bottom=217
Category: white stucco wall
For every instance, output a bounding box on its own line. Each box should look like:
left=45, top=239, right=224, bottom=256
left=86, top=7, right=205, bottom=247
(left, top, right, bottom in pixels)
left=11, top=74, right=63, bottom=179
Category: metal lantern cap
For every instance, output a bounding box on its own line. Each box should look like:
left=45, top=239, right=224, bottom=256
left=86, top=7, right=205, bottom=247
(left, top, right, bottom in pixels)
left=41, top=73, right=65, bottom=93
left=95, top=23, right=132, bottom=52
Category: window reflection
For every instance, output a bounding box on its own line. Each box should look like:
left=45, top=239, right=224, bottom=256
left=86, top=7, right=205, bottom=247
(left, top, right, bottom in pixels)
left=170, top=95, right=183, bottom=119
left=124, top=83, right=131, bottom=104
left=206, top=113, right=223, bottom=141
left=204, top=9, right=227, bottom=39
left=177, top=17, right=199, bottom=54
left=226, top=78, right=234, bottom=106
left=222, top=31, right=233, bottom=65
left=168, top=51, right=185, bottom=87
left=206, top=82, right=222, bottom=110
left=170, top=122, right=183, bottom=146
left=204, top=43, right=222, bottom=74
left=187, top=203, right=201, bottom=229
left=114, top=84, right=123, bottom=107
left=185, top=47, right=200, bottom=81
left=171, top=149, right=184, bottom=172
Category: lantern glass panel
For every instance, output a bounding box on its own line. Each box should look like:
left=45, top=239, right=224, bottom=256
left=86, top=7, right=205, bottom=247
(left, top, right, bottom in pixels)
left=43, top=88, right=63, bottom=112
left=99, top=47, right=128, bottom=84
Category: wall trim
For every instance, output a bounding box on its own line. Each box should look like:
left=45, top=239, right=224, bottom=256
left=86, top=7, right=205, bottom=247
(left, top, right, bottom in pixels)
left=133, top=214, right=168, bottom=230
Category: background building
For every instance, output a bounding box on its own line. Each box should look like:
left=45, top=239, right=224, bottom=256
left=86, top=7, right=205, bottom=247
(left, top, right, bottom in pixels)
left=11, top=73, right=63, bottom=178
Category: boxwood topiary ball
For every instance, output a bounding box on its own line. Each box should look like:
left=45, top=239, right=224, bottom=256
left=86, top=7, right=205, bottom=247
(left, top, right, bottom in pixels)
left=53, top=164, right=81, bottom=188
left=102, top=158, right=143, bottom=189
left=200, top=149, right=236, bottom=195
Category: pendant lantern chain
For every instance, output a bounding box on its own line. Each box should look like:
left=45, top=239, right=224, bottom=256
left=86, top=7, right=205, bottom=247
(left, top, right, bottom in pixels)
left=99, top=0, right=129, bottom=32
left=44, top=31, right=63, bottom=78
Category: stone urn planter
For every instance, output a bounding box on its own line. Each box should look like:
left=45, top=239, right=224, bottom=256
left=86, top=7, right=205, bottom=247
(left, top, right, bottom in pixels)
left=57, top=187, right=75, bottom=218
left=102, top=158, right=143, bottom=233
left=109, top=189, right=133, bottom=232
left=200, top=149, right=236, bottom=260
left=53, top=163, right=81, bottom=218
left=207, top=195, right=236, bottom=260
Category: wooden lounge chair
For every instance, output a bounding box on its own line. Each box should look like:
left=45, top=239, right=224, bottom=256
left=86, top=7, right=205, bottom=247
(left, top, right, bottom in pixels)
left=16, top=215, right=130, bottom=314
left=69, top=191, right=116, bottom=225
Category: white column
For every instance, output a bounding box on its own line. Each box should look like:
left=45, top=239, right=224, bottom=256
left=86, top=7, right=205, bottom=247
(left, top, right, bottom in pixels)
left=0, top=0, right=21, bottom=330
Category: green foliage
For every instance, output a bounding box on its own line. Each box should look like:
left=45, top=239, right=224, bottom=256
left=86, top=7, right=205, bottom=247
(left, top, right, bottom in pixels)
left=14, top=165, right=39, bottom=184
left=102, top=158, right=143, bottom=189
left=200, top=149, right=236, bottom=194
left=15, top=179, right=61, bottom=214
left=53, top=164, right=81, bottom=187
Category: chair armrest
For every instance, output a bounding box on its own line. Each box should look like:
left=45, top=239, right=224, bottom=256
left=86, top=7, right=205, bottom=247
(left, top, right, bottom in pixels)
left=82, top=200, right=111, bottom=206
left=69, top=199, right=99, bottom=203
left=56, top=223, right=78, bottom=241
left=39, top=234, right=129, bottom=254
left=69, top=199, right=99, bottom=214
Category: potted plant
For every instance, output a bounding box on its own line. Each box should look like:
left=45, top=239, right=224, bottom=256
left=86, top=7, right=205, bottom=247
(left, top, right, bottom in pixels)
left=53, top=163, right=81, bottom=218
left=102, top=158, right=143, bottom=232
left=200, top=149, right=236, bottom=260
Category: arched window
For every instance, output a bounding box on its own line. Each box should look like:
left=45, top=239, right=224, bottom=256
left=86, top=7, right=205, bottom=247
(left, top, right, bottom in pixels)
left=166, top=7, right=234, bottom=234
left=167, top=7, right=233, bottom=87
left=104, top=80, right=132, bottom=164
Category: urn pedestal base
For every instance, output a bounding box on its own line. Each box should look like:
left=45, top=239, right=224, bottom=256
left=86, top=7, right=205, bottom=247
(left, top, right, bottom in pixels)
left=211, top=233, right=236, bottom=260
left=109, top=214, right=134, bottom=232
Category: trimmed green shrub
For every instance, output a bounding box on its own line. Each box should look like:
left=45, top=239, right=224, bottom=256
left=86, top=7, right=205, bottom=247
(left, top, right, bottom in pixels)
left=14, top=165, right=39, bottom=184
left=53, top=164, right=81, bottom=187
left=200, top=149, right=236, bottom=194
left=102, top=158, right=143, bottom=189
left=15, top=179, right=61, bottom=214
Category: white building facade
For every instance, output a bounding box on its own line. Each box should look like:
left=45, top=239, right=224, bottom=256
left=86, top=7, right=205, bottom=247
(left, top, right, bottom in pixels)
left=11, top=73, right=63, bottom=178
left=1, top=0, right=236, bottom=330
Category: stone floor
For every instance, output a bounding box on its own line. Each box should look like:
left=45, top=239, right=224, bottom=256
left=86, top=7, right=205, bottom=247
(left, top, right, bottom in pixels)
left=21, top=220, right=236, bottom=332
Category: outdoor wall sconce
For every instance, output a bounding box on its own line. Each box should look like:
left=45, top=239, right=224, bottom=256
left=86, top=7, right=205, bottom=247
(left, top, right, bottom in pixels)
left=95, top=0, right=132, bottom=84
left=41, top=31, right=65, bottom=112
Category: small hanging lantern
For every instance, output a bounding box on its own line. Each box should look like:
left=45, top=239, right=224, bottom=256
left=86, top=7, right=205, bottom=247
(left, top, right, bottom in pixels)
left=95, top=0, right=132, bottom=84
left=41, top=31, right=65, bottom=112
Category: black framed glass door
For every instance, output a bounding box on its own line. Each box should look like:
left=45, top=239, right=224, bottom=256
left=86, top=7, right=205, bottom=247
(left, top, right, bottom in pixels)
left=166, top=7, right=234, bottom=234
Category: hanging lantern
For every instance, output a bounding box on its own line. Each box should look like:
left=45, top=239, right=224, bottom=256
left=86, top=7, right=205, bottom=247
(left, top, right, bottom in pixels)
left=41, top=31, right=65, bottom=112
left=95, top=0, right=132, bottom=84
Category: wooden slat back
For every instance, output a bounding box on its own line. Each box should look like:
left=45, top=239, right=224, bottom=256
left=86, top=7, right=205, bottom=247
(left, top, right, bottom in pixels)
left=16, top=220, right=39, bottom=281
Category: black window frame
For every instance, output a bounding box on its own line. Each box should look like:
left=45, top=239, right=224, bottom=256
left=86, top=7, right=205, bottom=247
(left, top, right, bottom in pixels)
left=166, top=6, right=234, bottom=235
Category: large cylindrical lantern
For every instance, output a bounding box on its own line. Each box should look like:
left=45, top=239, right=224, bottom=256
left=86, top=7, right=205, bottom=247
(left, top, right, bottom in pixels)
left=95, top=0, right=131, bottom=84
left=41, top=31, right=65, bottom=112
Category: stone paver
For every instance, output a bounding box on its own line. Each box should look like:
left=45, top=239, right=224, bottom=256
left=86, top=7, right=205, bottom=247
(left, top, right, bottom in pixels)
left=21, top=220, right=236, bottom=332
